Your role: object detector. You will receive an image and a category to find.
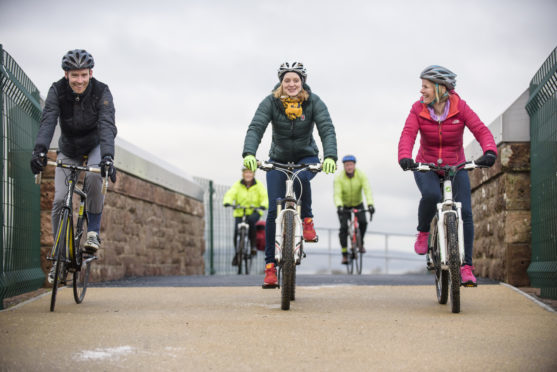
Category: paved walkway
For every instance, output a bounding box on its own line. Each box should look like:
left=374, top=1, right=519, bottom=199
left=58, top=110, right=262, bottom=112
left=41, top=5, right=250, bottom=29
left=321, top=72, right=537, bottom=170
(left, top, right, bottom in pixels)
left=1, top=275, right=556, bottom=371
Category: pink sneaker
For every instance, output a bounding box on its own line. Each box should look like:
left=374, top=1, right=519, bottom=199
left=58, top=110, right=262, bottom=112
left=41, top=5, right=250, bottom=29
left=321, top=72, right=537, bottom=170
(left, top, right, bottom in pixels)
left=461, top=265, right=477, bottom=287
left=414, top=232, right=429, bottom=255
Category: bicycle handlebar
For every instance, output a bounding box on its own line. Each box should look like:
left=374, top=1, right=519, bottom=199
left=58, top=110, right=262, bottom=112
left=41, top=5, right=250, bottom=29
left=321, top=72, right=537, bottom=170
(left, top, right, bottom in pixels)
left=408, top=160, right=487, bottom=174
left=34, top=158, right=109, bottom=194
left=257, top=160, right=322, bottom=173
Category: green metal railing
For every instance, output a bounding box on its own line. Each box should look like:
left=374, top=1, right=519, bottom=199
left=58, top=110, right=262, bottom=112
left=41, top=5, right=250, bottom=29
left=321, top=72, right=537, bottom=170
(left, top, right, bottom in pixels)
left=526, top=47, right=557, bottom=299
left=0, top=45, right=44, bottom=309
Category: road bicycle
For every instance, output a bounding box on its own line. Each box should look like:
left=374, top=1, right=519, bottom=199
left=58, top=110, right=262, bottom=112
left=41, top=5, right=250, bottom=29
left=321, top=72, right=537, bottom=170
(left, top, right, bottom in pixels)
left=258, top=160, right=321, bottom=310
left=341, top=207, right=371, bottom=275
left=35, top=158, right=109, bottom=312
left=226, top=204, right=263, bottom=275
left=409, top=160, right=485, bottom=313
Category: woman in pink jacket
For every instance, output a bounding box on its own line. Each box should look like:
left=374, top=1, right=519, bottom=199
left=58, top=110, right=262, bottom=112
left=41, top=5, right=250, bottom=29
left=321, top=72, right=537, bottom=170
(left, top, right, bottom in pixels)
left=398, top=65, right=497, bottom=286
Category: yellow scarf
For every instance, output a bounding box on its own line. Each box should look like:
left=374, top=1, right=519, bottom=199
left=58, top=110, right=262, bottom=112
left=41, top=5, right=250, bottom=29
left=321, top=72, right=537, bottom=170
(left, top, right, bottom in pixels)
left=281, top=96, right=304, bottom=120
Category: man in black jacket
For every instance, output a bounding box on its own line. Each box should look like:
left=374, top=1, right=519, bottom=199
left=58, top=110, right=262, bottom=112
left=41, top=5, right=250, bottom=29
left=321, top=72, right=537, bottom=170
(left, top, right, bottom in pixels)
left=30, top=49, right=117, bottom=283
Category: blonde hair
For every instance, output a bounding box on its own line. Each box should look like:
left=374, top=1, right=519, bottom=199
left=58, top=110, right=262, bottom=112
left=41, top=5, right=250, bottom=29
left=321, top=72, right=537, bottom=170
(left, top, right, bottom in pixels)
left=435, top=84, right=450, bottom=103
left=272, top=85, right=310, bottom=100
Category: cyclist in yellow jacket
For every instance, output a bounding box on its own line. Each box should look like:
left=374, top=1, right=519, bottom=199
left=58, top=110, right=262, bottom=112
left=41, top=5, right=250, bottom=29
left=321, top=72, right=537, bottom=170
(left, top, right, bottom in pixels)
left=223, top=167, right=269, bottom=264
left=334, top=155, right=375, bottom=264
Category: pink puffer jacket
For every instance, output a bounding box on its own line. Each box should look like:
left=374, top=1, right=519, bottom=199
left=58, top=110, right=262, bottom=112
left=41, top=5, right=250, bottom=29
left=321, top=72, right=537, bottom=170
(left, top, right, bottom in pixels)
left=398, top=92, right=497, bottom=166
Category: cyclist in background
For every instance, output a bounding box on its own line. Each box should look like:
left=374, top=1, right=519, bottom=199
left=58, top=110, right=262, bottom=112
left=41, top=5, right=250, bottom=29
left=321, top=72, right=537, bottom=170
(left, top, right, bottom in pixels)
left=398, top=65, right=497, bottom=286
left=242, top=61, right=337, bottom=287
left=334, top=155, right=375, bottom=264
left=29, top=49, right=117, bottom=283
left=223, top=167, right=268, bottom=265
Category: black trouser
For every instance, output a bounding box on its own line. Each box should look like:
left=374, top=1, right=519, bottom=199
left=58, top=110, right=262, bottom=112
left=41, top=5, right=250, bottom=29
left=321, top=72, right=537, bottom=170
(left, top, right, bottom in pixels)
left=338, top=203, right=367, bottom=251
left=234, top=213, right=260, bottom=250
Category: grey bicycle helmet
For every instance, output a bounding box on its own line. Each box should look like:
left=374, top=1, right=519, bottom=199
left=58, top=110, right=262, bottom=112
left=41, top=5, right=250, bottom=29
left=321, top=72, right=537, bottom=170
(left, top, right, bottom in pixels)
left=420, top=65, right=457, bottom=90
left=61, top=49, right=95, bottom=71
left=278, top=62, right=307, bottom=82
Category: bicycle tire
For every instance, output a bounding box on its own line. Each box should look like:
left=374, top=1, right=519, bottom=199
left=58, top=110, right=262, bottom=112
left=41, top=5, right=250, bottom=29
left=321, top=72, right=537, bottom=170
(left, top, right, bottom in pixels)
left=355, top=227, right=363, bottom=275
left=237, top=229, right=245, bottom=275
left=431, top=216, right=448, bottom=305
left=290, top=261, right=296, bottom=301
left=73, top=258, right=91, bottom=304
left=281, top=211, right=295, bottom=310
left=347, top=227, right=355, bottom=274
left=50, top=210, right=69, bottom=312
left=73, top=216, right=89, bottom=304
left=446, top=213, right=461, bottom=313
left=243, top=232, right=252, bottom=275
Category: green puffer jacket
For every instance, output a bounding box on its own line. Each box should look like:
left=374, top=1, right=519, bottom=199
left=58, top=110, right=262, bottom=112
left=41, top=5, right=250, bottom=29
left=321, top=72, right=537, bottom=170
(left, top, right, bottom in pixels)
left=242, top=84, right=337, bottom=163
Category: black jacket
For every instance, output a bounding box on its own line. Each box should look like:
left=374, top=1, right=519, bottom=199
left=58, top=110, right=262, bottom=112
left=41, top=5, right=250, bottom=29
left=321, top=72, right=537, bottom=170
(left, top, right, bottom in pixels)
left=34, top=77, right=117, bottom=158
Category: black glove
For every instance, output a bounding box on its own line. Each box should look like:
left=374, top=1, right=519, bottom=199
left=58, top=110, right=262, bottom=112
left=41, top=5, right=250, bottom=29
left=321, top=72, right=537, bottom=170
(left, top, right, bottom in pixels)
left=224, top=203, right=231, bottom=207
left=30, top=150, right=47, bottom=175
left=399, top=158, right=416, bottom=171
left=475, top=150, right=496, bottom=167
left=99, top=155, right=117, bottom=183
left=368, top=205, right=375, bottom=221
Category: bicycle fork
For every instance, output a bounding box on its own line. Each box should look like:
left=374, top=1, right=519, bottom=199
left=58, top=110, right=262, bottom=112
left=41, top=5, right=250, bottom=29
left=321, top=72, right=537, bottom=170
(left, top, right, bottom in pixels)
left=435, top=179, right=465, bottom=268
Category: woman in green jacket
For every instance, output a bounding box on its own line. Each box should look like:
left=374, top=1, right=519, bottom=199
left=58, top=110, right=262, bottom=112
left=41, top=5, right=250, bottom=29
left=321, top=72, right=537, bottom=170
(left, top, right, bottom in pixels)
left=242, top=62, right=338, bottom=287
left=223, top=168, right=268, bottom=264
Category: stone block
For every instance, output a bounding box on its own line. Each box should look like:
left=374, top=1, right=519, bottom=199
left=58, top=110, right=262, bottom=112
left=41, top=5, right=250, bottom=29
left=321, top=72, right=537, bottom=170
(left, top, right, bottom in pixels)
left=505, top=243, right=531, bottom=286
left=504, top=211, right=531, bottom=244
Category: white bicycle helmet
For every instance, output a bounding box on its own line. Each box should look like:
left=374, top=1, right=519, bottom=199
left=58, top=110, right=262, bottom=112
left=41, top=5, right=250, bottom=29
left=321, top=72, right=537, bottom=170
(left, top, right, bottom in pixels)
left=277, top=62, right=307, bottom=82
left=420, top=65, right=457, bottom=90
left=61, top=49, right=95, bottom=71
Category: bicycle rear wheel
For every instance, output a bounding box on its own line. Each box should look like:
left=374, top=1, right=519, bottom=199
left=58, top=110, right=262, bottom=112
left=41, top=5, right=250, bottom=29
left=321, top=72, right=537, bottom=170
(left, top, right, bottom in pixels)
left=281, top=212, right=295, bottom=310
left=347, top=229, right=355, bottom=274
left=73, top=257, right=91, bottom=304
left=446, top=213, right=461, bottom=313
left=50, top=210, right=69, bottom=312
left=355, top=227, right=363, bottom=275
left=431, top=216, right=448, bottom=305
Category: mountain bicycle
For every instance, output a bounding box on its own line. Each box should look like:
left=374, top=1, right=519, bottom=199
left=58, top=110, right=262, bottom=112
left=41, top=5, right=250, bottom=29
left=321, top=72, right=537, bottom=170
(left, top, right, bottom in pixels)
left=258, top=160, right=322, bottom=310
left=35, top=157, right=109, bottom=312
left=409, top=160, right=485, bottom=313
left=226, top=204, right=264, bottom=275
left=341, top=207, right=370, bottom=275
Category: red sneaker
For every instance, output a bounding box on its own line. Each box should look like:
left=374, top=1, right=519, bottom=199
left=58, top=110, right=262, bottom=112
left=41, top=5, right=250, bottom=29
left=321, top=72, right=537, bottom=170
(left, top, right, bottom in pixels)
left=461, top=265, right=477, bottom=287
left=262, top=263, right=278, bottom=288
left=303, top=217, right=317, bottom=242
left=414, top=232, right=429, bottom=255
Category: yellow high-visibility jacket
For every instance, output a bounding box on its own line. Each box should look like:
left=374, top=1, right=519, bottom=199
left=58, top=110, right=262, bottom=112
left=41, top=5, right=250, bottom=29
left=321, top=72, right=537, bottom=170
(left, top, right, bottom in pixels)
left=223, top=179, right=268, bottom=217
left=333, top=168, right=374, bottom=207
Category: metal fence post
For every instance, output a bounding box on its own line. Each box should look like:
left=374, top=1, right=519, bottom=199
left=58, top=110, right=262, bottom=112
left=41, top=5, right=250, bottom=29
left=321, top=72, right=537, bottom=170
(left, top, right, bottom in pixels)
left=209, top=180, right=215, bottom=275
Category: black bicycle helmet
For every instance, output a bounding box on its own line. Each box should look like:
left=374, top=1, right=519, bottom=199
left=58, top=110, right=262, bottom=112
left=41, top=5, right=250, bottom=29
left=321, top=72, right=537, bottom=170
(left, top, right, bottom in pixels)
left=277, top=62, right=307, bottom=82
left=61, top=49, right=95, bottom=71
left=420, top=65, right=457, bottom=90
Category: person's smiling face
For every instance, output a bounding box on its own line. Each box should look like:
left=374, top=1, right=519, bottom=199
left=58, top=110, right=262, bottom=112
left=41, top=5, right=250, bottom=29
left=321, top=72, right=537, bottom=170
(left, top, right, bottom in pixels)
left=65, top=68, right=92, bottom=94
left=281, top=72, right=302, bottom=97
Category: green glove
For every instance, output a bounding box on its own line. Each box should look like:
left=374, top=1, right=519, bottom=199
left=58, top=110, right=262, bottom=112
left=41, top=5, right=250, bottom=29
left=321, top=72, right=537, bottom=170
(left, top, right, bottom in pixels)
left=322, top=158, right=336, bottom=174
left=243, top=155, right=257, bottom=171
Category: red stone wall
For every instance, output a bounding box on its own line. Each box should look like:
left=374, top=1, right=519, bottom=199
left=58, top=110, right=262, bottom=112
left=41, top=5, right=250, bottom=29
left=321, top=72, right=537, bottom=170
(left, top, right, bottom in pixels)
left=39, top=151, right=205, bottom=284
left=470, top=142, right=531, bottom=286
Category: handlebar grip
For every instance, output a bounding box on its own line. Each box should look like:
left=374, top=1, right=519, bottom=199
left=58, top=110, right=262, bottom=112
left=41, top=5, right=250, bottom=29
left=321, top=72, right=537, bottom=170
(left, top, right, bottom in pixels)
left=35, top=173, right=42, bottom=185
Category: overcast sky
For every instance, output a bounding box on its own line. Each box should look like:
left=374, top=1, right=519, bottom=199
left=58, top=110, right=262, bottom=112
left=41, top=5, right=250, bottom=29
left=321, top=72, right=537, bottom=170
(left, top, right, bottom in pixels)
left=1, top=0, right=556, bottom=235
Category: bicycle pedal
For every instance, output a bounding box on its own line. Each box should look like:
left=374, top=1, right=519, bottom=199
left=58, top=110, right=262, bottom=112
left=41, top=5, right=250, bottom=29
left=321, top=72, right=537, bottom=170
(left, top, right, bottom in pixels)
left=304, top=236, right=318, bottom=243
left=461, top=282, right=477, bottom=288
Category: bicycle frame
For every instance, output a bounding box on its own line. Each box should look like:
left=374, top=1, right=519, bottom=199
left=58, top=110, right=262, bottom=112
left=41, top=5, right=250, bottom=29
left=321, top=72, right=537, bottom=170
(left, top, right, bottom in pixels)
left=415, top=162, right=480, bottom=268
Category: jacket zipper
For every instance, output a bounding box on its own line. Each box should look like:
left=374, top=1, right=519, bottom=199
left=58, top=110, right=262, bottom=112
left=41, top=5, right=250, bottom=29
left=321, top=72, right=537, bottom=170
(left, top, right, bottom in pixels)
left=438, top=120, right=443, bottom=162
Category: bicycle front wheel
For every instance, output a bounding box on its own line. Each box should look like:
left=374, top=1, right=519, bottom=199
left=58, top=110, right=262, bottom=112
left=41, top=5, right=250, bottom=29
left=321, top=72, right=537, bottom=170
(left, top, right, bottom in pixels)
left=243, top=232, right=252, bottom=275
left=431, top=216, right=448, bottom=305
left=237, top=229, right=245, bottom=275
left=355, top=227, right=363, bottom=275
left=50, top=210, right=69, bottom=312
left=281, top=212, right=295, bottom=310
left=446, top=213, right=461, bottom=313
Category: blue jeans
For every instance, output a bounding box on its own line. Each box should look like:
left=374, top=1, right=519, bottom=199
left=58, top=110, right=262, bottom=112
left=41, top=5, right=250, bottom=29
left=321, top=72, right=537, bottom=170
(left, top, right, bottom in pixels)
left=413, top=170, right=474, bottom=266
left=265, top=156, right=319, bottom=264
